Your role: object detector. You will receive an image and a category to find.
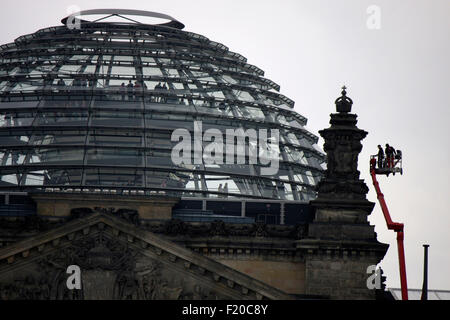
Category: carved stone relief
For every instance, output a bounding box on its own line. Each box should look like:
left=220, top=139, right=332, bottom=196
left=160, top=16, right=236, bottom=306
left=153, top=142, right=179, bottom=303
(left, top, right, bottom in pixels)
left=0, top=230, right=227, bottom=300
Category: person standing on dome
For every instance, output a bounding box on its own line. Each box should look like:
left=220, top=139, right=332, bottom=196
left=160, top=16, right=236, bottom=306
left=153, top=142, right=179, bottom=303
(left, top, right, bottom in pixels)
left=81, top=78, right=88, bottom=88
left=88, top=76, right=95, bottom=88
left=57, top=78, right=65, bottom=93
left=161, top=83, right=168, bottom=103
left=120, top=83, right=126, bottom=101
left=127, top=80, right=134, bottom=101
left=142, top=82, right=148, bottom=102
left=134, top=81, right=141, bottom=101
left=154, top=82, right=162, bottom=102
left=223, top=183, right=228, bottom=198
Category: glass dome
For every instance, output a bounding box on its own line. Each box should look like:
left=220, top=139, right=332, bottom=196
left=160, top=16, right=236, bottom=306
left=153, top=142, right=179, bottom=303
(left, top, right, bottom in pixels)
left=0, top=12, right=325, bottom=201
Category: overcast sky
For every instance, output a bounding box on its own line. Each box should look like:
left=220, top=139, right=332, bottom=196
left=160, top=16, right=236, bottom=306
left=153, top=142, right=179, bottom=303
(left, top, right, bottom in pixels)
left=0, top=0, right=448, bottom=292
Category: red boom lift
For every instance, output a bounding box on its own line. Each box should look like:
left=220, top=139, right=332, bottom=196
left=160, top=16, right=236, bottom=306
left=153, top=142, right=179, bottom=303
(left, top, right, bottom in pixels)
left=369, top=150, right=408, bottom=300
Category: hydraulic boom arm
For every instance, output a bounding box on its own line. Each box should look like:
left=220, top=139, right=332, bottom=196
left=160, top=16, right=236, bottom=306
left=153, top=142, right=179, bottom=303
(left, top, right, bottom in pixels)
left=370, top=167, right=408, bottom=300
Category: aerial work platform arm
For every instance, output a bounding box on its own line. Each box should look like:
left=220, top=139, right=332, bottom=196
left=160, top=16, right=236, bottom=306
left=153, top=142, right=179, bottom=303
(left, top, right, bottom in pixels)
left=370, top=158, right=408, bottom=300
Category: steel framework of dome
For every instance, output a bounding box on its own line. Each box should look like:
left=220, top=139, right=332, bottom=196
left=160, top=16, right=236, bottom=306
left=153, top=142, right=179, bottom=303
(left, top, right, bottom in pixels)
left=0, top=10, right=325, bottom=201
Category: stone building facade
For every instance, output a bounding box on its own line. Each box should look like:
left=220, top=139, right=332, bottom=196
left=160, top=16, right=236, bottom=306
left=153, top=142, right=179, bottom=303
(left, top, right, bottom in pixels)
left=0, top=88, right=388, bottom=300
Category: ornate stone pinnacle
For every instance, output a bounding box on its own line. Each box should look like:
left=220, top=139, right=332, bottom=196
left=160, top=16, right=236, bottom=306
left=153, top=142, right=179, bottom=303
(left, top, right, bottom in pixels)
left=335, top=86, right=353, bottom=113
left=313, top=88, right=373, bottom=209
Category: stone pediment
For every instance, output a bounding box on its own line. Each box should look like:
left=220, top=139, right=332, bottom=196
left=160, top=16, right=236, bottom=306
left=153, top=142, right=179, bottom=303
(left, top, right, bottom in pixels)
left=0, top=212, right=293, bottom=300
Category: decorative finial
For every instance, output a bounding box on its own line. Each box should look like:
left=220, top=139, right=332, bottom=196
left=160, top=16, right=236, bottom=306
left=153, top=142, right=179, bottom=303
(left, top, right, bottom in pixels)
left=335, top=85, right=353, bottom=113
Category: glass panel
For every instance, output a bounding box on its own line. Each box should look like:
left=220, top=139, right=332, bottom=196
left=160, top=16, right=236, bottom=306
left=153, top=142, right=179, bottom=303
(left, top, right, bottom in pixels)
left=86, top=148, right=143, bottom=166
left=91, top=111, right=143, bottom=127
left=35, top=111, right=88, bottom=126
left=0, top=174, right=18, bottom=186
left=92, top=100, right=142, bottom=110
left=70, top=55, right=90, bottom=61
left=287, top=133, right=300, bottom=146
left=32, top=131, right=86, bottom=145
left=146, top=118, right=194, bottom=131
left=145, top=171, right=195, bottom=190
left=59, top=65, right=82, bottom=74
left=21, top=170, right=45, bottom=186
left=89, top=131, right=142, bottom=147
left=146, top=132, right=172, bottom=149
left=145, top=170, right=171, bottom=189
left=0, top=112, right=36, bottom=127
left=257, top=180, right=278, bottom=199
left=291, top=167, right=318, bottom=186
left=172, top=82, right=185, bottom=90
left=85, top=168, right=143, bottom=187
left=146, top=149, right=173, bottom=168
left=278, top=182, right=294, bottom=200
left=0, top=132, right=30, bottom=146
left=221, top=75, right=238, bottom=84
left=286, top=117, right=304, bottom=129
left=233, top=90, right=255, bottom=102
left=141, top=57, right=155, bottom=63
left=296, top=137, right=310, bottom=149
left=111, top=66, right=136, bottom=76
left=238, top=105, right=265, bottom=120
left=0, top=81, right=8, bottom=93
left=43, top=169, right=82, bottom=186
left=275, top=113, right=289, bottom=126
left=173, top=171, right=198, bottom=190
left=108, top=79, right=127, bottom=86
left=204, top=175, right=254, bottom=197
left=203, top=163, right=252, bottom=176
left=0, top=149, right=27, bottom=165
left=305, top=170, right=318, bottom=185
left=83, top=65, right=96, bottom=74
left=164, top=68, right=180, bottom=77
left=306, top=156, right=323, bottom=170
left=113, top=56, right=134, bottom=62
left=284, top=146, right=309, bottom=165
left=194, top=104, right=223, bottom=116
left=10, top=82, right=42, bottom=92
left=268, top=165, right=291, bottom=182
left=143, top=67, right=163, bottom=76
left=145, top=102, right=195, bottom=114
left=144, top=80, right=160, bottom=91
left=28, top=148, right=84, bottom=165
left=293, top=184, right=310, bottom=201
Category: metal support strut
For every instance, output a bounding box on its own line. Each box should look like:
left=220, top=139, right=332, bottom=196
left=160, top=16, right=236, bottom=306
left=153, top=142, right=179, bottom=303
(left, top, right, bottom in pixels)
left=369, top=162, right=408, bottom=300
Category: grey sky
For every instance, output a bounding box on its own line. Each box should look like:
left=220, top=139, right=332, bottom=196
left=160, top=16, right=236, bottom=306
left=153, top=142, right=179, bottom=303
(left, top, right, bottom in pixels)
left=0, top=0, right=448, bottom=291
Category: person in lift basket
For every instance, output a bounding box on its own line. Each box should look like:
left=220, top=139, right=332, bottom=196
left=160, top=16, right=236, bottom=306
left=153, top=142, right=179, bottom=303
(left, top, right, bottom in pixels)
left=377, top=145, right=385, bottom=168
left=385, top=144, right=396, bottom=168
